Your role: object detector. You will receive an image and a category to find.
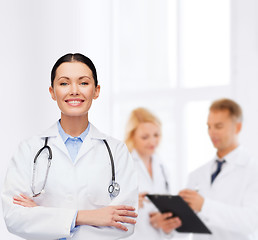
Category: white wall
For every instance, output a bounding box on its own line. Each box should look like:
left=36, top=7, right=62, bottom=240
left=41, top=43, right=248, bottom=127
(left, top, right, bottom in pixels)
left=231, top=0, right=258, bottom=159
left=0, top=0, right=258, bottom=239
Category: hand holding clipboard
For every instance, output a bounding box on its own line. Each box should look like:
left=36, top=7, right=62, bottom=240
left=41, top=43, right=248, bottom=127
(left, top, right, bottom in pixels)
left=146, top=194, right=212, bottom=234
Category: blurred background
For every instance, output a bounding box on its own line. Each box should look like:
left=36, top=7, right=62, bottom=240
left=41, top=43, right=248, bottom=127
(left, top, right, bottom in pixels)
left=0, top=0, right=258, bottom=239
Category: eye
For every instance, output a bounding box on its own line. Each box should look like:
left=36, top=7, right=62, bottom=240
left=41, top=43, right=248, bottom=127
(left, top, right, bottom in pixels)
left=60, top=82, right=68, bottom=86
left=215, top=124, right=223, bottom=129
left=81, top=82, right=89, bottom=86
left=141, top=136, right=148, bottom=140
left=154, top=133, right=160, bottom=138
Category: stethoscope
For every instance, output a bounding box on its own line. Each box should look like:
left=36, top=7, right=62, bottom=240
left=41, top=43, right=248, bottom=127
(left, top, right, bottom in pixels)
left=31, top=137, right=120, bottom=198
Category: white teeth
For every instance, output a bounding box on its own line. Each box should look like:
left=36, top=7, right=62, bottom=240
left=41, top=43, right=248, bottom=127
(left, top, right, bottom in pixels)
left=68, top=101, right=81, bottom=104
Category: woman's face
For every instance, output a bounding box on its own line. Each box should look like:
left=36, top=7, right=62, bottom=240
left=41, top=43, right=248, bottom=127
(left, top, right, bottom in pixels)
left=49, top=61, right=100, bottom=118
left=133, top=122, right=161, bottom=158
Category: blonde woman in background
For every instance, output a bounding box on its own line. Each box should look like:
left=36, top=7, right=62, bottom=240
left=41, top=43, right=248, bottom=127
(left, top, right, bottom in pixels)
left=124, top=108, right=181, bottom=240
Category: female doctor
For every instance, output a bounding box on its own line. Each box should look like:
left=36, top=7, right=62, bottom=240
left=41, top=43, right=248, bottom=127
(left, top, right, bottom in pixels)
left=1, top=53, right=138, bottom=240
left=124, top=108, right=181, bottom=240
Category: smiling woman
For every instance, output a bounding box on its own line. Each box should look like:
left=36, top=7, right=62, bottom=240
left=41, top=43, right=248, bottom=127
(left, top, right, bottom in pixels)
left=1, top=53, right=138, bottom=240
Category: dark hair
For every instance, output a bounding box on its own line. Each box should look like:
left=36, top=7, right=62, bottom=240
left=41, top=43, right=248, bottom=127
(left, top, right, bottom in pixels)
left=51, top=53, right=98, bottom=87
left=210, top=98, right=243, bottom=122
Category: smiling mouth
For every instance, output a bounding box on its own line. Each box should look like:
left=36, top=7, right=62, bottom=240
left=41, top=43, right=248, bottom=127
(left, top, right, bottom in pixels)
left=65, top=99, right=84, bottom=106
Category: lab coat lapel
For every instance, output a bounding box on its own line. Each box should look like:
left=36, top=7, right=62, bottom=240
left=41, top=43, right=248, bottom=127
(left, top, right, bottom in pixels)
left=132, top=150, right=153, bottom=185
left=212, top=147, right=245, bottom=184
left=75, top=124, right=107, bottom=164
left=38, top=122, right=70, bottom=158
left=200, top=161, right=215, bottom=193
left=52, top=135, right=71, bottom=158
left=216, top=162, right=236, bottom=180
left=75, top=135, right=94, bottom=163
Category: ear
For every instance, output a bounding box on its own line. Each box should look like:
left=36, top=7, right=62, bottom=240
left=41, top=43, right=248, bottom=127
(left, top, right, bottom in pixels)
left=49, top=86, right=56, bottom=101
left=93, top=85, right=100, bottom=100
left=235, top=122, right=242, bottom=134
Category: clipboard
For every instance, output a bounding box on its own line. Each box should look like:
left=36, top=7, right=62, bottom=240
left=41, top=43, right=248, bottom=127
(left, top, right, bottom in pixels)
left=146, top=194, right=211, bottom=234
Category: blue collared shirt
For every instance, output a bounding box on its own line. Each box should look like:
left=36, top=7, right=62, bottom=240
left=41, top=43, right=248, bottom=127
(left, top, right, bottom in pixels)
left=57, top=120, right=90, bottom=162
left=57, top=120, right=90, bottom=239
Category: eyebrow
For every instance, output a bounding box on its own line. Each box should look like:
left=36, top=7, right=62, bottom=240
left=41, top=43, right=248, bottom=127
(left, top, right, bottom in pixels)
left=207, top=122, right=223, bottom=126
left=57, top=75, right=91, bottom=81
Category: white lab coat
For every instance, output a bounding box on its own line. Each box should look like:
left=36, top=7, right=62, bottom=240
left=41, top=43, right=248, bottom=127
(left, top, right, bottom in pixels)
left=125, top=150, right=170, bottom=240
left=1, top=122, right=138, bottom=240
left=186, top=146, right=258, bottom=240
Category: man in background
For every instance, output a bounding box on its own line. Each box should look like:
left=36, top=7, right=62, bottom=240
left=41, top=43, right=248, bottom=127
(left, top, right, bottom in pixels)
left=179, top=98, right=258, bottom=240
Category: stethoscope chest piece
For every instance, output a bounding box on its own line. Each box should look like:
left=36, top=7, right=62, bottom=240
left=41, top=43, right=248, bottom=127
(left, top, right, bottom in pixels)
left=108, top=181, right=120, bottom=198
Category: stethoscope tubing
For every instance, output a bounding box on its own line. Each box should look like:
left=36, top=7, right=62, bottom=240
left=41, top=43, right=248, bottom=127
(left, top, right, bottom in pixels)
left=31, top=137, right=120, bottom=198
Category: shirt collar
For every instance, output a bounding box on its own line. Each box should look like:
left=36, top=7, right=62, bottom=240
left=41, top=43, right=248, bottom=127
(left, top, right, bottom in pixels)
left=131, top=149, right=158, bottom=163
left=215, top=145, right=242, bottom=164
left=57, top=120, right=90, bottom=143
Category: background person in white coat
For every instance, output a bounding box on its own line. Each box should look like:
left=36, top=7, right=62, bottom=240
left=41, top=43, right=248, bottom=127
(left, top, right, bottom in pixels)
left=124, top=107, right=181, bottom=240
left=1, top=53, right=138, bottom=240
left=179, top=98, right=258, bottom=240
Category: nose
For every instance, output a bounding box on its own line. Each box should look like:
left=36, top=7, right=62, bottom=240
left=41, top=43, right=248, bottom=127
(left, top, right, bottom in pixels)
left=70, top=83, right=79, bottom=95
left=208, top=126, right=216, bottom=137
left=150, top=136, right=158, bottom=146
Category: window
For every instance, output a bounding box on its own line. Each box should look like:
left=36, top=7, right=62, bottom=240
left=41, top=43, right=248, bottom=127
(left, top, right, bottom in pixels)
left=111, top=0, right=231, bottom=193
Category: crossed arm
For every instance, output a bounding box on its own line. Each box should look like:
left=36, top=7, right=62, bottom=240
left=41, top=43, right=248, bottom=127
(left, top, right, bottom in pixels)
left=13, top=194, right=137, bottom=232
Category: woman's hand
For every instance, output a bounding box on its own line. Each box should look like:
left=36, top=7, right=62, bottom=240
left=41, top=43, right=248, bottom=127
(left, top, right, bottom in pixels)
left=13, top=194, right=38, bottom=207
left=139, top=192, right=148, bottom=208
left=149, top=212, right=182, bottom=234
left=76, top=205, right=137, bottom=231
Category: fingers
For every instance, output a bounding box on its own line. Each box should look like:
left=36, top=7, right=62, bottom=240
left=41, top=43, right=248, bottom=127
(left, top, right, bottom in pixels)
left=118, top=209, right=138, bottom=218
left=149, top=212, right=181, bottom=232
left=113, top=222, right=128, bottom=231
left=139, top=192, right=148, bottom=197
left=13, top=200, right=26, bottom=207
left=109, top=208, right=137, bottom=231
left=161, top=212, right=173, bottom=220
left=179, top=189, right=194, bottom=194
left=109, top=205, right=138, bottom=231
left=149, top=211, right=159, bottom=218
left=179, top=189, right=199, bottom=200
left=139, top=192, right=149, bottom=208
left=19, top=193, right=32, bottom=200
left=117, top=216, right=137, bottom=225
left=13, top=194, right=38, bottom=207
left=179, top=190, right=193, bottom=197
left=161, top=218, right=182, bottom=233
left=179, top=190, right=197, bottom=204
left=13, top=196, right=29, bottom=207
left=115, top=205, right=135, bottom=211
left=166, top=217, right=182, bottom=226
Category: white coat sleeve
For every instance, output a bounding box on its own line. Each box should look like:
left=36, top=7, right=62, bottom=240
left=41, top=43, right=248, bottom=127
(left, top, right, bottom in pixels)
left=187, top=169, right=258, bottom=235
left=1, top=141, right=77, bottom=240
